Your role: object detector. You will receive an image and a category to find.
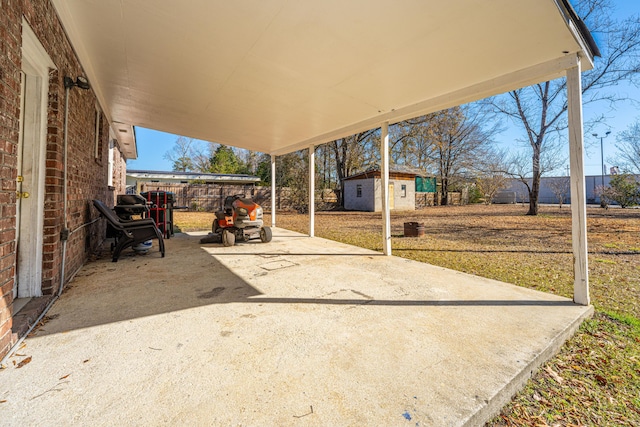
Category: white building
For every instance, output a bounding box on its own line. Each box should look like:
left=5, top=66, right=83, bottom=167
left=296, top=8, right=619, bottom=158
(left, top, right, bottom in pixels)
left=343, top=167, right=422, bottom=212
left=499, top=174, right=639, bottom=204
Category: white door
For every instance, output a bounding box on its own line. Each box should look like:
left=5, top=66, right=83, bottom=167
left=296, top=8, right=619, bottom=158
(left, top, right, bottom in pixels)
left=15, top=22, right=55, bottom=298
left=13, top=72, right=26, bottom=299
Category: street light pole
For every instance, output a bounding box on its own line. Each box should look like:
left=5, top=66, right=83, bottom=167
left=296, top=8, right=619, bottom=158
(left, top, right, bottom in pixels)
left=592, top=131, right=611, bottom=189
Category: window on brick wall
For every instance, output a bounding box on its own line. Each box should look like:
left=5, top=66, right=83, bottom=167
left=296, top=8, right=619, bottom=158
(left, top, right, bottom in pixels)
left=94, top=107, right=102, bottom=162
left=356, top=184, right=362, bottom=197
left=401, top=184, right=407, bottom=197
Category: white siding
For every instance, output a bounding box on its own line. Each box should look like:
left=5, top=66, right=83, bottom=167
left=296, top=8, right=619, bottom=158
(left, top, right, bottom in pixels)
left=344, top=177, right=415, bottom=212
left=344, top=178, right=375, bottom=211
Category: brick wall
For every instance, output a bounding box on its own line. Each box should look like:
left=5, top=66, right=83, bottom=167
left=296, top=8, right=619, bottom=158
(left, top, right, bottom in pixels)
left=0, top=0, right=128, bottom=359
left=112, top=142, right=127, bottom=203
left=0, top=0, right=25, bottom=359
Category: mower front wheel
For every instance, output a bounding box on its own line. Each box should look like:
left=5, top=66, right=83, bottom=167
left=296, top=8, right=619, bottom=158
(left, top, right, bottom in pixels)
left=222, top=229, right=236, bottom=247
left=260, top=226, right=272, bottom=243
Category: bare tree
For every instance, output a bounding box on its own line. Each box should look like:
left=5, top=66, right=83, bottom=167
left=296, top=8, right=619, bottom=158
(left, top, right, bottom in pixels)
left=329, top=130, right=378, bottom=206
left=390, top=116, right=434, bottom=168
left=426, top=106, right=500, bottom=205
left=315, top=144, right=336, bottom=190
left=502, top=141, right=566, bottom=206
left=164, top=136, right=195, bottom=171
left=547, top=177, right=571, bottom=208
left=190, top=141, right=218, bottom=173
left=473, top=149, right=509, bottom=204
left=613, top=120, right=640, bottom=173
left=489, top=0, right=640, bottom=215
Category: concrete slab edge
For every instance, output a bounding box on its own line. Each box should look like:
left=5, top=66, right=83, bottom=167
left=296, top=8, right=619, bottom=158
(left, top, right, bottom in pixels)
left=1, top=296, right=56, bottom=366
left=462, top=304, right=595, bottom=427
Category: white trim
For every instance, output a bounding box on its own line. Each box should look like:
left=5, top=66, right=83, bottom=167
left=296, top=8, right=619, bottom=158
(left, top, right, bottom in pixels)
left=94, top=106, right=102, bottom=160
left=18, top=20, right=56, bottom=298
left=567, top=58, right=590, bottom=306
left=271, top=155, right=276, bottom=228
left=380, top=122, right=391, bottom=256
left=308, top=146, right=315, bottom=238
left=21, top=21, right=56, bottom=75
left=107, top=139, right=115, bottom=187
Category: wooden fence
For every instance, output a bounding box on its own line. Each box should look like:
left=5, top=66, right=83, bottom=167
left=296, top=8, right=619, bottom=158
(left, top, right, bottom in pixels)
left=131, top=181, right=465, bottom=211
left=132, top=182, right=339, bottom=212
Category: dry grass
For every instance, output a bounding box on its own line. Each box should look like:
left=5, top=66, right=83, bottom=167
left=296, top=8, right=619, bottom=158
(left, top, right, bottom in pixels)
left=174, top=204, right=640, bottom=425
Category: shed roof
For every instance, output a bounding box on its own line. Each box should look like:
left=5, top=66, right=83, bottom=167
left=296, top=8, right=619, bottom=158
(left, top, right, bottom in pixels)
left=344, top=165, right=426, bottom=181
left=51, top=0, right=597, bottom=159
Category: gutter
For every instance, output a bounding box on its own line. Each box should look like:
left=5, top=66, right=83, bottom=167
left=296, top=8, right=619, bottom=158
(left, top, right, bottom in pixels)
left=557, top=0, right=601, bottom=58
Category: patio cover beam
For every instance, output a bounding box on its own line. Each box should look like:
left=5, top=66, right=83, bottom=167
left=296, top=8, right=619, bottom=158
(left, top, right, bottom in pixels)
left=309, top=145, right=315, bottom=237
left=381, top=122, right=391, bottom=256
left=271, top=155, right=276, bottom=228
left=567, top=56, right=589, bottom=306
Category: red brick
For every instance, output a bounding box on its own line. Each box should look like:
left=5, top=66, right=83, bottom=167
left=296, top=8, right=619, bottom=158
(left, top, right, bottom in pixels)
left=0, top=327, right=13, bottom=358
left=0, top=0, right=128, bottom=360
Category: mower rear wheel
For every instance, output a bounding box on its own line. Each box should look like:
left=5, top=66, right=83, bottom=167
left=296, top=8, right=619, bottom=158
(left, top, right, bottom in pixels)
left=222, top=229, right=235, bottom=247
left=260, top=226, right=272, bottom=243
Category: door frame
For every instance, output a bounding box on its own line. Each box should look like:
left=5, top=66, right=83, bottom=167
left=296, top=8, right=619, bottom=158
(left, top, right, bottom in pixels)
left=17, top=21, right=56, bottom=298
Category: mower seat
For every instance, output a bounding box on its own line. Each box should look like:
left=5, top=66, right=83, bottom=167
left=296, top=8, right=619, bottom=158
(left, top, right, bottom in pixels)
left=93, top=199, right=165, bottom=262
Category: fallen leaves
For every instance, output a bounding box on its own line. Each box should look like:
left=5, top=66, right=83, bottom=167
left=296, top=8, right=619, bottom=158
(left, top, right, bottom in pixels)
left=544, top=366, right=563, bottom=384
left=16, top=356, right=32, bottom=369
left=488, top=313, right=640, bottom=426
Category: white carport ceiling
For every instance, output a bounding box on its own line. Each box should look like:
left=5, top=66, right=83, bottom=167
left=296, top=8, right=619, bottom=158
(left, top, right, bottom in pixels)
left=51, top=0, right=596, bottom=159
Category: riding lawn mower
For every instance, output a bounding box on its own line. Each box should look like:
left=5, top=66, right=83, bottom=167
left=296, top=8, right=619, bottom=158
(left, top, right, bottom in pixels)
left=200, top=194, right=272, bottom=246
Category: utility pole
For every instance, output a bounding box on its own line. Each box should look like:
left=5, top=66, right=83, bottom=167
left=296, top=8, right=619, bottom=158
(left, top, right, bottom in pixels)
left=592, top=130, right=611, bottom=207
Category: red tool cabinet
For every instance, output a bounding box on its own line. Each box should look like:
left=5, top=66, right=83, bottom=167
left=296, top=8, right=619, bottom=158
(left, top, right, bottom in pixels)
left=141, top=191, right=175, bottom=239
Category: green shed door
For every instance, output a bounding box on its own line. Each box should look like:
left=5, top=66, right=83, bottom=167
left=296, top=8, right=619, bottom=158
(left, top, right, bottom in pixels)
left=416, top=176, right=436, bottom=192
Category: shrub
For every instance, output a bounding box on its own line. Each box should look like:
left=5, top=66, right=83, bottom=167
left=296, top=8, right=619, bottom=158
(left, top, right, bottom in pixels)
left=598, top=174, right=640, bottom=208
left=467, top=185, right=484, bottom=204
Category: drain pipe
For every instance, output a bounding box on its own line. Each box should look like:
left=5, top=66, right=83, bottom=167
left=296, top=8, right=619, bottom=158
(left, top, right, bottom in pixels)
left=59, top=80, right=71, bottom=297
left=58, top=76, right=90, bottom=297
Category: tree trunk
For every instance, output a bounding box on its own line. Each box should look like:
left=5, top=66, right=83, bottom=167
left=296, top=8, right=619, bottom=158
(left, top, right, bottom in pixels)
left=440, top=176, right=448, bottom=206
left=527, top=173, right=540, bottom=215
left=526, top=144, right=542, bottom=215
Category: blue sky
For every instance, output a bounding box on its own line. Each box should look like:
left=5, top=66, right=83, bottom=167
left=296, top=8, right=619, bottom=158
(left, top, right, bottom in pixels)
left=127, top=1, right=640, bottom=176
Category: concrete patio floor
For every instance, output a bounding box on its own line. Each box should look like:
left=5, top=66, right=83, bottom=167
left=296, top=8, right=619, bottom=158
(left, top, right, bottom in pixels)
left=0, top=228, right=592, bottom=426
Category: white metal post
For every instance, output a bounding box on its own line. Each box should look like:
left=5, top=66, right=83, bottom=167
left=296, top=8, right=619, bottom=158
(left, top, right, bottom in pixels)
left=309, top=145, right=315, bottom=237
left=381, top=122, right=391, bottom=256
left=567, top=58, right=590, bottom=306
left=271, top=154, right=276, bottom=228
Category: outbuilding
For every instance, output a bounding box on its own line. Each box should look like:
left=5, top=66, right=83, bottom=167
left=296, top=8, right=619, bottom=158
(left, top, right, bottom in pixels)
left=343, top=166, right=423, bottom=212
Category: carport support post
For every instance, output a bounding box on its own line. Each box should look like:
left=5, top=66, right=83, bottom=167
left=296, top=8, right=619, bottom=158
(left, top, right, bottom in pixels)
left=309, top=145, right=315, bottom=237
left=567, top=58, right=590, bottom=306
left=271, top=155, right=276, bottom=227
left=381, top=122, right=391, bottom=256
